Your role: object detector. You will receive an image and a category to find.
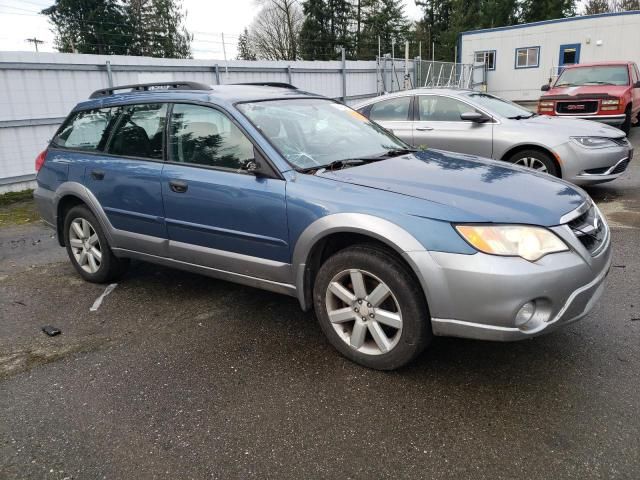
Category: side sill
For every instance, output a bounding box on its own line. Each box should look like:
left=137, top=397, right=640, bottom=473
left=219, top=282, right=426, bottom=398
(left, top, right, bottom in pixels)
left=112, top=248, right=298, bottom=299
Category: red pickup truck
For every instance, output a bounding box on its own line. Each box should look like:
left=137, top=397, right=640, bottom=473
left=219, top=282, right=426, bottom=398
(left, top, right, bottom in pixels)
left=538, top=61, right=640, bottom=134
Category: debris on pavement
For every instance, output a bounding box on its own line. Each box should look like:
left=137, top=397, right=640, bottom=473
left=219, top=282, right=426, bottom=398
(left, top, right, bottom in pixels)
left=89, top=283, right=118, bottom=312
left=41, top=326, right=61, bottom=337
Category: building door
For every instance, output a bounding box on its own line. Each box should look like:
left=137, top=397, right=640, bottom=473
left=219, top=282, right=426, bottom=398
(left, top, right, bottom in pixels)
left=558, top=43, right=581, bottom=74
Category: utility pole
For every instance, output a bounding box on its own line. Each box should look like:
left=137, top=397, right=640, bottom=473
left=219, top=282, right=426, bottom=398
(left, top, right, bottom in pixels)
left=25, top=37, right=44, bottom=52
left=404, top=40, right=409, bottom=90
left=221, top=33, right=229, bottom=79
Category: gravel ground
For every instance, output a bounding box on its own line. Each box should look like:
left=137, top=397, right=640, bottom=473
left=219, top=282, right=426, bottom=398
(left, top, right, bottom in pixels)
left=1, top=129, right=638, bottom=480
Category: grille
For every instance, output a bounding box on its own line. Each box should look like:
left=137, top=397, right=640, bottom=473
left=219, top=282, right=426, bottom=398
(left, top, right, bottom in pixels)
left=556, top=101, right=598, bottom=114
left=567, top=206, right=606, bottom=255
left=610, top=137, right=630, bottom=147
left=610, top=158, right=630, bottom=175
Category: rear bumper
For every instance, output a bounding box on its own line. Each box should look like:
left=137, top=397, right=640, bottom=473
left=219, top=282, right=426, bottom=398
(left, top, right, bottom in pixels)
left=406, top=219, right=612, bottom=342
left=33, top=185, right=57, bottom=229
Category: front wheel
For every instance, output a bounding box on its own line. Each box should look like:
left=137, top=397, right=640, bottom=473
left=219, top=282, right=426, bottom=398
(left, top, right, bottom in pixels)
left=621, top=105, right=632, bottom=135
left=63, top=205, right=128, bottom=283
left=507, top=149, right=559, bottom=177
left=313, top=245, right=431, bottom=370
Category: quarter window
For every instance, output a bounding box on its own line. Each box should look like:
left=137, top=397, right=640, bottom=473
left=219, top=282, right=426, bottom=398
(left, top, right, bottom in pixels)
left=515, top=47, right=540, bottom=69
left=474, top=50, right=496, bottom=70
left=107, top=103, right=167, bottom=160
left=368, top=96, right=411, bottom=122
left=53, top=108, right=117, bottom=151
left=418, top=96, right=477, bottom=122
left=169, top=104, right=254, bottom=170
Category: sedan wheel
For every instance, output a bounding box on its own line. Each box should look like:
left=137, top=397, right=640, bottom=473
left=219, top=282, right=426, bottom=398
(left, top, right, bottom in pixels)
left=325, top=269, right=403, bottom=355
left=513, top=156, right=548, bottom=173
left=69, top=218, right=102, bottom=274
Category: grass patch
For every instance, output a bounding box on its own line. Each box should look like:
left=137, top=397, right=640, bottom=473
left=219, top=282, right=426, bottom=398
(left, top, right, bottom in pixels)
left=0, top=193, right=40, bottom=227
left=0, top=189, right=34, bottom=206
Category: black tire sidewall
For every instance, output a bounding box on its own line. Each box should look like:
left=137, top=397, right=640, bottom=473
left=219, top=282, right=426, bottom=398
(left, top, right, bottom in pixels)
left=621, top=106, right=632, bottom=135
left=313, top=245, right=432, bottom=370
left=508, top=149, right=559, bottom=177
left=63, top=205, right=122, bottom=283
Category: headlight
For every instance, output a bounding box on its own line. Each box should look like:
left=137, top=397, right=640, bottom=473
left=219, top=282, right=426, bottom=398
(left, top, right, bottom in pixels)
left=455, top=225, right=568, bottom=262
left=601, top=99, right=619, bottom=105
left=539, top=101, right=554, bottom=107
left=571, top=137, right=617, bottom=148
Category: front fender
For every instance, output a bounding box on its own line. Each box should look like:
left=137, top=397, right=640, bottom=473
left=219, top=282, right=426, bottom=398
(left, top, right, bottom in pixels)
left=292, top=213, right=431, bottom=311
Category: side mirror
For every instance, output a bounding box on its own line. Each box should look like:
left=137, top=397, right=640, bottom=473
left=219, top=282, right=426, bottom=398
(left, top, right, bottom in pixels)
left=541, top=84, right=551, bottom=91
left=634, top=81, right=640, bottom=88
left=242, top=147, right=277, bottom=178
left=460, top=111, right=490, bottom=123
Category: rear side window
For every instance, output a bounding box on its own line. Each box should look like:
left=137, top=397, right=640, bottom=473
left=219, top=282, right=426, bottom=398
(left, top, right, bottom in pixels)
left=53, top=108, right=116, bottom=151
left=107, top=103, right=167, bottom=160
left=168, top=104, right=254, bottom=170
left=369, top=97, right=411, bottom=122
left=418, top=96, right=476, bottom=122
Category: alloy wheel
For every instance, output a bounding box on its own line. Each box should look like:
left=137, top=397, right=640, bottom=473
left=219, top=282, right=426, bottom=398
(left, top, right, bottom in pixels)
left=325, top=269, right=403, bottom=355
left=69, top=218, right=102, bottom=274
left=514, top=156, right=548, bottom=172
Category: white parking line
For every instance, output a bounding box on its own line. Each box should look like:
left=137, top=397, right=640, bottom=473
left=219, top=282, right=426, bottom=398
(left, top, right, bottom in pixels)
left=90, top=283, right=118, bottom=312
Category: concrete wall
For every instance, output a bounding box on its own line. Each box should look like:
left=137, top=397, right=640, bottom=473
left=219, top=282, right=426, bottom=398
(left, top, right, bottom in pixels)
left=459, top=11, right=640, bottom=102
left=0, top=51, right=402, bottom=192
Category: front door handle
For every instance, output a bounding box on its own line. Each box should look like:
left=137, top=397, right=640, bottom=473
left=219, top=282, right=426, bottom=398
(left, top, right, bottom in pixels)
left=169, top=180, right=188, bottom=193
left=90, top=169, right=105, bottom=180
left=415, top=126, right=434, bottom=131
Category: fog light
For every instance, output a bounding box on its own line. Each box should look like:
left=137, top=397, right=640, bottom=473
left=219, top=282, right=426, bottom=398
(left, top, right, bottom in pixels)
left=515, top=301, right=535, bottom=327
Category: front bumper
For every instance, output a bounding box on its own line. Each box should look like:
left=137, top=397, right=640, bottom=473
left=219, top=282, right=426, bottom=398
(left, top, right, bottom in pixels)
left=554, top=114, right=626, bottom=127
left=405, top=217, right=612, bottom=341
left=553, top=140, right=632, bottom=185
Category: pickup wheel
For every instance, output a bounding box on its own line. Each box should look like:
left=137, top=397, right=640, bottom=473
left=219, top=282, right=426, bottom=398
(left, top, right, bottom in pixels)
left=63, top=205, right=129, bottom=283
left=313, top=245, right=431, bottom=370
left=507, top=149, right=559, bottom=177
left=621, top=105, right=632, bottom=135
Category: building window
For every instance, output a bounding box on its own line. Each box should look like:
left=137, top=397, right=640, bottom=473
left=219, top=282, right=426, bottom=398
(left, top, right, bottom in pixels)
left=474, top=50, right=496, bottom=71
left=515, top=46, right=540, bottom=69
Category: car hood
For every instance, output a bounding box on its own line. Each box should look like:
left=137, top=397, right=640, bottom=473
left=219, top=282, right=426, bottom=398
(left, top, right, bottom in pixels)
left=512, top=114, right=625, bottom=138
left=316, top=150, right=588, bottom=226
left=544, top=84, right=630, bottom=98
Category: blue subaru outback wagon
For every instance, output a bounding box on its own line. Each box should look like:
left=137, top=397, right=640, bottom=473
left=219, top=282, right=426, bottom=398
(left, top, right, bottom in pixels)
left=34, top=82, right=612, bottom=370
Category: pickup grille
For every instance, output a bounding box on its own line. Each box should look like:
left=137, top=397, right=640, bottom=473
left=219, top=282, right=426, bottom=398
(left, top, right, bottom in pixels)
left=556, top=101, right=598, bottom=115
left=567, top=205, right=606, bottom=255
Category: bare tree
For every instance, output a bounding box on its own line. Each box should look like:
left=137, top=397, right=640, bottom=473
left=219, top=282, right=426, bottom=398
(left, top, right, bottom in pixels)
left=248, top=0, right=303, bottom=60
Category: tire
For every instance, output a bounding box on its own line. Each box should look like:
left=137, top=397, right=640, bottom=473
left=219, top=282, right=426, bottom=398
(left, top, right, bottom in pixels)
left=63, top=205, right=129, bottom=283
left=313, top=245, right=431, bottom=370
left=621, top=106, right=632, bottom=135
left=507, top=149, right=559, bottom=177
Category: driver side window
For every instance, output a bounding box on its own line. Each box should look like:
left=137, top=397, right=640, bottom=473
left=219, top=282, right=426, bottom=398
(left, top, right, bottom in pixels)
left=418, top=96, right=477, bottom=122
left=169, top=104, right=254, bottom=170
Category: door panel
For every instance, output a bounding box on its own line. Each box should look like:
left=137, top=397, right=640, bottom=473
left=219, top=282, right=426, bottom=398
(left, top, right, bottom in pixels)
left=413, top=95, right=493, bottom=158
left=367, top=95, right=414, bottom=144
left=162, top=103, right=290, bottom=274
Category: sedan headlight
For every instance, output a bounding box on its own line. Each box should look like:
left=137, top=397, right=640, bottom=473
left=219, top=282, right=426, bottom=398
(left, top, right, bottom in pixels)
left=571, top=137, right=618, bottom=148
left=455, top=225, right=568, bottom=262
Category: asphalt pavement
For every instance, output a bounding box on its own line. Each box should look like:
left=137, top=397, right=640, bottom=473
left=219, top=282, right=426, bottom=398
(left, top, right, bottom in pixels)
left=1, top=129, right=639, bottom=479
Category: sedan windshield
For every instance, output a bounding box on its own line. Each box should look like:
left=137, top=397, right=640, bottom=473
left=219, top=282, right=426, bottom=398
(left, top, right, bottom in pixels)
left=555, top=66, right=629, bottom=86
left=237, top=98, right=409, bottom=170
left=463, top=92, right=534, bottom=119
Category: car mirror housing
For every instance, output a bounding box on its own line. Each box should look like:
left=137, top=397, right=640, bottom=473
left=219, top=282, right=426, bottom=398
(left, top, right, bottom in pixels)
left=634, top=81, right=640, bottom=88
left=541, top=84, right=551, bottom=91
left=460, top=111, right=490, bottom=123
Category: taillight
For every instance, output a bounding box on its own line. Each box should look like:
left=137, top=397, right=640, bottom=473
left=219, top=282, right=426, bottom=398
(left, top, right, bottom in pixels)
left=35, top=150, right=47, bottom=172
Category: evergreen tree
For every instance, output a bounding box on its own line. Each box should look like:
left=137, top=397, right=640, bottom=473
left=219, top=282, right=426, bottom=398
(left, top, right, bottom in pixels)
left=584, top=0, right=611, bottom=13
left=520, top=0, right=576, bottom=23
left=359, top=0, right=410, bottom=59
left=300, top=0, right=332, bottom=59
left=237, top=28, right=257, bottom=60
left=615, top=0, right=639, bottom=10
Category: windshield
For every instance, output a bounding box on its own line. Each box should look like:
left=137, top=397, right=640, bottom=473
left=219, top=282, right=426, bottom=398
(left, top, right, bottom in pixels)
left=237, top=98, right=408, bottom=169
left=463, top=92, right=534, bottom=118
left=555, top=66, right=629, bottom=86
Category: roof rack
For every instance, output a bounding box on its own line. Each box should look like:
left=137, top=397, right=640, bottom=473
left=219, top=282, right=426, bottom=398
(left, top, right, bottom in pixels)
left=89, top=81, right=212, bottom=99
left=233, top=82, right=297, bottom=89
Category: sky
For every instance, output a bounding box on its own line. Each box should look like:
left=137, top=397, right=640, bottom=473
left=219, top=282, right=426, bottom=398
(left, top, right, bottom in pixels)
left=0, top=0, right=423, bottom=59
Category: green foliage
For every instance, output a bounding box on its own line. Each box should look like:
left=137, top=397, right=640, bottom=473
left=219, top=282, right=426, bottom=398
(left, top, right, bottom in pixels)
left=237, top=28, right=256, bottom=60
left=42, top=0, right=192, bottom=58
left=358, top=0, right=411, bottom=59
left=584, top=0, right=611, bottom=13
left=519, top=0, right=576, bottom=23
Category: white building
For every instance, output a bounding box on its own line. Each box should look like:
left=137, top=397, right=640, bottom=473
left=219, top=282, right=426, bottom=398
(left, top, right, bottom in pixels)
left=458, top=10, right=640, bottom=102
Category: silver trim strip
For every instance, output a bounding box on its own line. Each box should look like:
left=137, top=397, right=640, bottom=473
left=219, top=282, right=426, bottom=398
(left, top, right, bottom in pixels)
left=577, top=157, right=629, bottom=177
left=559, top=200, right=591, bottom=224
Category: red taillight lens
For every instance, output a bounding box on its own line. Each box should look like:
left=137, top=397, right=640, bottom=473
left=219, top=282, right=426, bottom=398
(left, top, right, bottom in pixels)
left=35, top=150, right=47, bottom=172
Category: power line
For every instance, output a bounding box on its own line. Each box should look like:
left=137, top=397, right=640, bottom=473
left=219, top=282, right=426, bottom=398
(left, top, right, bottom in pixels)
left=25, top=36, right=44, bottom=52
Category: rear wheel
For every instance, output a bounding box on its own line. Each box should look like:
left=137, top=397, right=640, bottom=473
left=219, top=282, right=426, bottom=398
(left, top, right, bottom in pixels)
left=507, top=149, right=559, bottom=177
left=313, top=245, right=431, bottom=370
left=63, top=205, right=128, bottom=283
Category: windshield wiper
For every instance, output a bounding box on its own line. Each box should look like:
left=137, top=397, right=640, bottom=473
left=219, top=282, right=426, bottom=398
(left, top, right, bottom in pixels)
left=507, top=113, right=536, bottom=120
left=555, top=83, right=575, bottom=87
left=383, top=147, right=419, bottom=156
left=583, top=81, right=616, bottom=85
left=297, top=148, right=417, bottom=174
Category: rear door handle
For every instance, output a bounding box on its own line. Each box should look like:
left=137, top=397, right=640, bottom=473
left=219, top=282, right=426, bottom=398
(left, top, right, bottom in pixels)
left=90, top=169, right=105, bottom=180
left=415, top=126, right=434, bottom=131
left=169, top=180, right=188, bottom=193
